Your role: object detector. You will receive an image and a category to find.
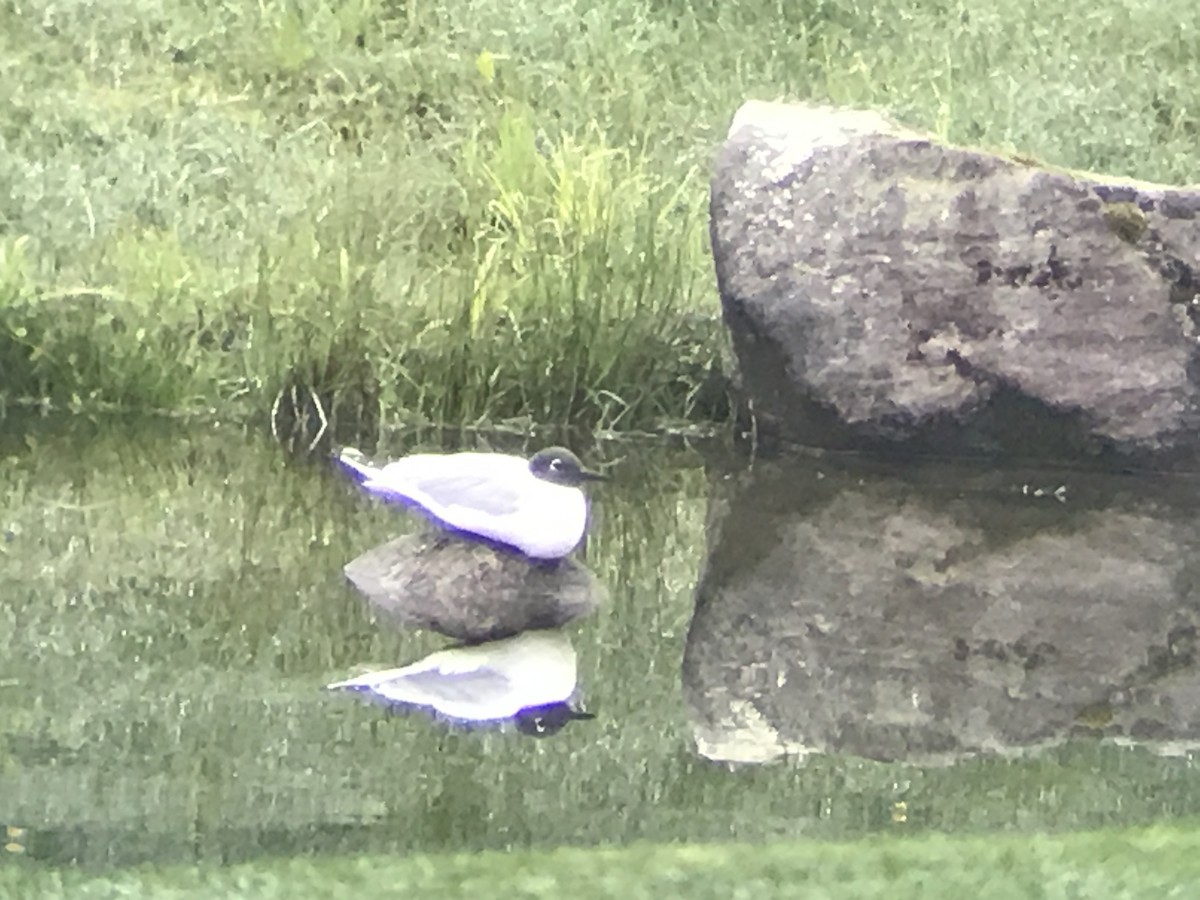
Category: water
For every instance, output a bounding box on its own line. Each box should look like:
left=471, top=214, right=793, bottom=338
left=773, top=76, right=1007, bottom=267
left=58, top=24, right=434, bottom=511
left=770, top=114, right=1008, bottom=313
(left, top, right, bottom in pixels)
left=3, top=415, right=1200, bottom=872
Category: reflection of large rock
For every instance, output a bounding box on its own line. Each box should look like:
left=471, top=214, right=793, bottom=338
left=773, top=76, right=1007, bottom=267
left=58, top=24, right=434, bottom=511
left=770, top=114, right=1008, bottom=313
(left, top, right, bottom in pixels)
left=683, top=455, right=1200, bottom=765
left=344, top=533, right=602, bottom=642
left=711, top=100, right=1200, bottom=462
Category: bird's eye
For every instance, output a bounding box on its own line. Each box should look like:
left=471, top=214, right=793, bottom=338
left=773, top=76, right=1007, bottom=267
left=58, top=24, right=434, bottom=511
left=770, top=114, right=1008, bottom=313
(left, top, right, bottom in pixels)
left=550, top=458, right=563, bottom=471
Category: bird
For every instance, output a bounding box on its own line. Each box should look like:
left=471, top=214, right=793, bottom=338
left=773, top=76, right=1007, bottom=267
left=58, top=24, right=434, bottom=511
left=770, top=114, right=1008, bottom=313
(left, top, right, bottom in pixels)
left=325, top=629, right=594, bottom=734
left=336, top=445, right=606, bottom=560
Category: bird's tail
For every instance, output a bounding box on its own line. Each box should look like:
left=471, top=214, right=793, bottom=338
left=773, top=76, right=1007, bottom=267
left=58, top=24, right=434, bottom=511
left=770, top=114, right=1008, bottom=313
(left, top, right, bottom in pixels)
left=326, top=667, right=401, bottom=692
left=335, top=447, right=380, bottom=484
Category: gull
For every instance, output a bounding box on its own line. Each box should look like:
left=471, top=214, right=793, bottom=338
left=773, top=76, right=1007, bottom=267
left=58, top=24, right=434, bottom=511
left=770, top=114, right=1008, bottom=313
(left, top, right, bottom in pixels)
left=337, top=446, right=605, bottom=559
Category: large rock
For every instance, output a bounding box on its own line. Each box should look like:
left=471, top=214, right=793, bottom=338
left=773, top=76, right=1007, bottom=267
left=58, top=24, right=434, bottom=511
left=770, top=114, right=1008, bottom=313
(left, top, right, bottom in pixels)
left=711, top=101, right=1200, bottom=462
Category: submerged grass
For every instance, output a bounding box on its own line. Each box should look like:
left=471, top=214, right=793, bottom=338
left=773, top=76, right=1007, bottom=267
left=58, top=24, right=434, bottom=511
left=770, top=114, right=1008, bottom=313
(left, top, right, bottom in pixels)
left=0, top=0, right=1197, bottom=430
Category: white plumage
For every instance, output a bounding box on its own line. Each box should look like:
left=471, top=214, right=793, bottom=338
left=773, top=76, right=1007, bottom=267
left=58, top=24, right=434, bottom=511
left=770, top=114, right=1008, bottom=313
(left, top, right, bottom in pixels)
left=337, top=446, right=603, bottom=560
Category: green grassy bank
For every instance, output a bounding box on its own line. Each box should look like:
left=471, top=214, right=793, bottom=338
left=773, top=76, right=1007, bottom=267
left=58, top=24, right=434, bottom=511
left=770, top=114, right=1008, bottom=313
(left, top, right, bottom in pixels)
left=1, top=0, right=1196, bottom=431
left=7, top=826, right=1200, bottom=899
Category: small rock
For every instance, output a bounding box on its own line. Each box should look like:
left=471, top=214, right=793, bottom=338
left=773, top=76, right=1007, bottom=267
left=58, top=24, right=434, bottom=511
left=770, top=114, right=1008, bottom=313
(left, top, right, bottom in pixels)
left=343, top=532, right=603, bottom=642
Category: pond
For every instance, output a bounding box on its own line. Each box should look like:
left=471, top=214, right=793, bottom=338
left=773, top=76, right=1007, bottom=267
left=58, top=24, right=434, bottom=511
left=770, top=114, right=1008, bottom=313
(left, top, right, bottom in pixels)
left=3, top=414, right=1200, bottom=871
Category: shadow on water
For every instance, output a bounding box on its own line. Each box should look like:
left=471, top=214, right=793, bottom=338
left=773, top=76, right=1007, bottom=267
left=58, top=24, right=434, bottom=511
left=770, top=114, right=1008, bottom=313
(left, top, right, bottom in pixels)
left=4, top=414, right=1200, bottom=870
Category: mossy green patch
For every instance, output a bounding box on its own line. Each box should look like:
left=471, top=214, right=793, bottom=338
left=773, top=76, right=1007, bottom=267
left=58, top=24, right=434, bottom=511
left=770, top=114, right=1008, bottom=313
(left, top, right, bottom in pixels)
left=1101, top=202, right=1150, bottom=245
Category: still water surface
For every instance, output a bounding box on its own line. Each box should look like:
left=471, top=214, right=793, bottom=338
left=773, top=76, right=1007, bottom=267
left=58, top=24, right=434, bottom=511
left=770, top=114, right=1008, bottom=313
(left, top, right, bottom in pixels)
left=2, top=416, right=1200, bottom=870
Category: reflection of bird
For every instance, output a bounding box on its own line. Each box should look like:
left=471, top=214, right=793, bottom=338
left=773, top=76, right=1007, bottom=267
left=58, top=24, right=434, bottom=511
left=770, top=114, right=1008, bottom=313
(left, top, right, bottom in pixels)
left=326, top=630, right=593, bottom=732
left=337, top=446, right=606, bottom=560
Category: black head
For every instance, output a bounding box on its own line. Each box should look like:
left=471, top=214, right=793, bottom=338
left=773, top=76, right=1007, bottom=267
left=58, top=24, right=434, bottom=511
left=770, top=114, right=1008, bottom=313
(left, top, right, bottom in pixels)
left=528, top=447, right=606, bottom=486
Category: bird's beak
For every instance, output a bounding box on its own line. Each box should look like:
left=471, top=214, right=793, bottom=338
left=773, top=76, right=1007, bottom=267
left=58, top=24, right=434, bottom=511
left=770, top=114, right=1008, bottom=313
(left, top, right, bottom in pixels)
left=581, top=468, right=608, bottom=482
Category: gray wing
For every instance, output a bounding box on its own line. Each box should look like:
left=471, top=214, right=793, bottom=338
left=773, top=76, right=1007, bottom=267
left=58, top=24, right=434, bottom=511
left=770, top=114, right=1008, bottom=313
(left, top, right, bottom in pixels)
left=374, top=458, right=526, bottom=517
left=412, top=472, right=525, bottom=517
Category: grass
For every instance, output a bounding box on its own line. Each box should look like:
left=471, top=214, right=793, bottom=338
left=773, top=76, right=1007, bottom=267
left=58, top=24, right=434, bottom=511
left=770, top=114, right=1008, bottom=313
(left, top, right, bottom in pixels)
left=0, top=0, right=1196, bottom=432
left=6, top=826, right=1200, bottom=898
